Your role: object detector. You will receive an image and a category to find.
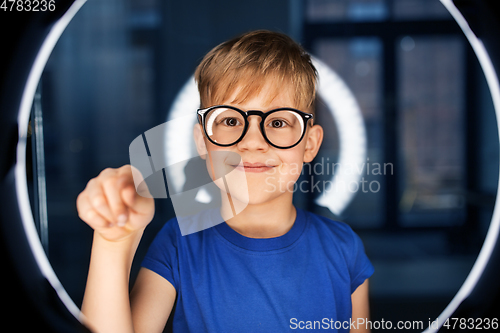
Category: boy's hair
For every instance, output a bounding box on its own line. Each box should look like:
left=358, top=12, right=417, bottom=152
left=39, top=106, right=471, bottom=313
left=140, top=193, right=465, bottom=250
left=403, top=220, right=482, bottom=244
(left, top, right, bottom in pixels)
left=195, top=30, right=317, bottom=112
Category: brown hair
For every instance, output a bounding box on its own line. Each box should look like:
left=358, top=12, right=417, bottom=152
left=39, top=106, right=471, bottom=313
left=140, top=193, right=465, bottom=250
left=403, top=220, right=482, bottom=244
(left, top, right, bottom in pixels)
left=195, top=30, right=317, bottom=112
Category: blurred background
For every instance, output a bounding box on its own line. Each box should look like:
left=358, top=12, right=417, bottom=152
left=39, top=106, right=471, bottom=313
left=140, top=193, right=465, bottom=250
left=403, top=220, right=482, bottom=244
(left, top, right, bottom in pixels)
left=25, top=0, right=498, bottom=331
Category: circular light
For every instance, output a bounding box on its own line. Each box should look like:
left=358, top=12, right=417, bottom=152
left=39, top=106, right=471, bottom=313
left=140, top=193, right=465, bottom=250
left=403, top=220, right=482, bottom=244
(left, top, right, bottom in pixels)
left=7, top=0, right=500, bottom=330
left=14, top=0, right=88, bottom=320
left=312, top=57, right=367, bottom=215
left=423, top=1, right=500, bottom=331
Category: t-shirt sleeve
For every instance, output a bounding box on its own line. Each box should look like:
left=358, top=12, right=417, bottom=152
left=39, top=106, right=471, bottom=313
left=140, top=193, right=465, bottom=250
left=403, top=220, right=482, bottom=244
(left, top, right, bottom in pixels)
left=141, top=219, right=179, bottom=290
left=348, top=229, right=374, bottom=294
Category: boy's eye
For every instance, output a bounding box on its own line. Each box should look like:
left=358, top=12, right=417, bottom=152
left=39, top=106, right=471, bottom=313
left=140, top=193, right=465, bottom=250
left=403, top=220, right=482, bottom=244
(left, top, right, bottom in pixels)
left=222, top=117, right=241, bottom=127
left=268, top=119, right=287, bottom=128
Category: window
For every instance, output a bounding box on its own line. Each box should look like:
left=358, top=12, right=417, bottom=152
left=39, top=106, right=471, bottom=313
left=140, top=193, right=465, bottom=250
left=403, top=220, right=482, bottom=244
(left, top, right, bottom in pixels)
left=303, top=0, right=470, bottom=230
left=398, top=36, right=466, bottom=227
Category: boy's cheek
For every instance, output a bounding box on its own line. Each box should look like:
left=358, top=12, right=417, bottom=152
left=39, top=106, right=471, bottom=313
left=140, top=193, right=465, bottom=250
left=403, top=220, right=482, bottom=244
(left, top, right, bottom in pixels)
left=276, top=162, right=304, bottom=178
left=261, top=169, right=302, bottom=190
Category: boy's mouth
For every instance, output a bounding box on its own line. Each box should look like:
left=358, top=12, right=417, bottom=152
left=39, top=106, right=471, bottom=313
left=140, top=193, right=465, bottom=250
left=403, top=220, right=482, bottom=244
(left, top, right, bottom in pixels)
left=230, top=162, right=277, bottom=173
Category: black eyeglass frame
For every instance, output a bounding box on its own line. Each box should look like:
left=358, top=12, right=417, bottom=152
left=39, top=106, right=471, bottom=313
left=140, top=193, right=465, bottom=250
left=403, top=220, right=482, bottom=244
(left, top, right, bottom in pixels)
left=197, top=105, right=314, bottom=149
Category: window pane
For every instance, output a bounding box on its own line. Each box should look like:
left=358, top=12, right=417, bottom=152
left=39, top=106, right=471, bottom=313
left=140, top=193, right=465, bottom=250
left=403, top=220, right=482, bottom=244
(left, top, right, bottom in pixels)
left=398, top=36, right=466, bottom=227
left=393, top=0, right=451, bottom=21
left=313, top=38, right=384, bottom=228
left=307, top=0, right=388, bottom=22
left=307, top=0, right=452, bottom=22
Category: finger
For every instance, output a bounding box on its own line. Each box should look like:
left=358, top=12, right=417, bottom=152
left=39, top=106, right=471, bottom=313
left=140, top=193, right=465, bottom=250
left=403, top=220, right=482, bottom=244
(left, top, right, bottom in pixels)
left=77, top=192, right=112, bottom=229
left=128, top=164, right=153, bottom=198
left=86, top=209, right=113, bottom=229
left=122, top=184, right=154, bottom=216
left=102, top=175, right=129, bottom=227
left=117, top=165, right=153, bottom=214
left=86, top=178, right=115, bottom=225
left=121, top=184, right=137, bottom=208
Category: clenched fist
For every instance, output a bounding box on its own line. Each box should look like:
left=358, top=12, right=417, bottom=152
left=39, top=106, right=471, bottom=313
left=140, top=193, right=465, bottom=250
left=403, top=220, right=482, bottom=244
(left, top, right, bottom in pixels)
left=77, top=165, right=154, bottom=242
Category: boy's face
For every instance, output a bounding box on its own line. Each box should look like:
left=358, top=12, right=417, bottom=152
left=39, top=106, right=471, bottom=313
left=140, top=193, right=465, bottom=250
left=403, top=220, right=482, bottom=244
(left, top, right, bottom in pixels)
left=194, top=83, right=323, bottom=207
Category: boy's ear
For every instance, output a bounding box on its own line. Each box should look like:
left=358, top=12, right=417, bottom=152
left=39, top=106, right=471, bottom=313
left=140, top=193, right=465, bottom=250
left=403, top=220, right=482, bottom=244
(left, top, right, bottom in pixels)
left=193, top=124, right=208, bottom=160
left=303, top=124, right=323, bottom=163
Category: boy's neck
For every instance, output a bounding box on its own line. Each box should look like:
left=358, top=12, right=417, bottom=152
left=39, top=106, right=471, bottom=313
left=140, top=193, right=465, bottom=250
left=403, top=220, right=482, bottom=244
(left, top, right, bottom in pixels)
left=220, top=193, right=297, bottom=239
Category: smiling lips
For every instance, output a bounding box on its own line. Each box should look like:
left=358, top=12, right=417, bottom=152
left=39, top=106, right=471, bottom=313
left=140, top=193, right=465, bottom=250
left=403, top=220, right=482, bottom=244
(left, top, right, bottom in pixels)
left=232, top=162, right=277, bottom=173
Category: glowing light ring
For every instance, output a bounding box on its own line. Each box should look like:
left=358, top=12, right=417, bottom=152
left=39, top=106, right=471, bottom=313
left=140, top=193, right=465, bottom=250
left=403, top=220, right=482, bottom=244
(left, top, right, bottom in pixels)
left=15, top=0, right=88, bottom=319
left=166, top=58, right=367, bottom=216
left=312, top=57, right=367, bottom=215
left=11, top=0, right=500, bottom=329
left=423, top=1, right=500, bottom=332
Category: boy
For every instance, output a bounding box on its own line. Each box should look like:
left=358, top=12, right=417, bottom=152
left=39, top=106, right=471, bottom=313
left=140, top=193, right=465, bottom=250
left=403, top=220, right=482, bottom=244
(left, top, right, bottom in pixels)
left=77, top=30, right=373, bottom=332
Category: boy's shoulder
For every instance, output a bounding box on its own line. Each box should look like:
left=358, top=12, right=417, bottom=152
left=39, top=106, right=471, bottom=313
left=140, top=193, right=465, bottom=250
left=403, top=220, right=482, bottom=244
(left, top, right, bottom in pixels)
left=300, top=208, right=361, bottom=245
left=301, top=208, right=353, bottom=230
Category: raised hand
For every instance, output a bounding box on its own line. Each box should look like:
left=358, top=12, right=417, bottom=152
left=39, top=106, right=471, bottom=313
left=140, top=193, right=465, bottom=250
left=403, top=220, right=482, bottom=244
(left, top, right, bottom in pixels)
left=77, top=165, right=154, bottom=242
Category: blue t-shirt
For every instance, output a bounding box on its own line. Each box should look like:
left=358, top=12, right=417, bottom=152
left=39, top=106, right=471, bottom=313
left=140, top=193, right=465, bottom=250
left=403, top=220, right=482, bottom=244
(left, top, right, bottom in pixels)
left=141, top=208, right=374, bottom=332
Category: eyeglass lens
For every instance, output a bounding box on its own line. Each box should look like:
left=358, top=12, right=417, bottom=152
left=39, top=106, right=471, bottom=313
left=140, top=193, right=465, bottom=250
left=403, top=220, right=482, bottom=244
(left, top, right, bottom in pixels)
left=204, top=107, right=305, bottom=147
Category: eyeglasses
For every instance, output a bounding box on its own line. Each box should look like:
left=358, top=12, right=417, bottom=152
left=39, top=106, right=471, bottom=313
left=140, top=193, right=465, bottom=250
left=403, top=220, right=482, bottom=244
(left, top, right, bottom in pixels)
left=197, top=105, right=314, bottom=149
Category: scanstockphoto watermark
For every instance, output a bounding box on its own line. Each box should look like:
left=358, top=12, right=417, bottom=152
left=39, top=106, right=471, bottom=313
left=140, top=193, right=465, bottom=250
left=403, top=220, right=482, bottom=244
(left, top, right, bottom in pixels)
left=264, top=158, right=394, bottom=194
left=289, top=317, right=499, bottom=331
left=290, top=317, right=424, bottom=330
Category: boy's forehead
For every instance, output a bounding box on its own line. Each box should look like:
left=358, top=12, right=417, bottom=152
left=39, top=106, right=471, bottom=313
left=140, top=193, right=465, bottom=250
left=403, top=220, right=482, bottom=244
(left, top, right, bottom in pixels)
left=219, top=80, right=297, bottom=111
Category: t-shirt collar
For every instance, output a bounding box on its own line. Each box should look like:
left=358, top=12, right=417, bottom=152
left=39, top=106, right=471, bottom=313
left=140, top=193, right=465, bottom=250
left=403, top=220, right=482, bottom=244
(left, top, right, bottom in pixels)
left=212, top=208, right=307, bottom=252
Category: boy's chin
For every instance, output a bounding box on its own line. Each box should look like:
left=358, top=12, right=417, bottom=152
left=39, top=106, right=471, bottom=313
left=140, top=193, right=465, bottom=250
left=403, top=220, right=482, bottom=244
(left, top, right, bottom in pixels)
left=216, top=179, right=293, bottom=208
left=240, top=189, right=291, bottom=206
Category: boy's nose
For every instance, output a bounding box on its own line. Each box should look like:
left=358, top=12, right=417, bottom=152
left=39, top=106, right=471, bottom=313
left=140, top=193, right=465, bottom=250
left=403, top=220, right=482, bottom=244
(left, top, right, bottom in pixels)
left=237, top=116, right=269, bottom=151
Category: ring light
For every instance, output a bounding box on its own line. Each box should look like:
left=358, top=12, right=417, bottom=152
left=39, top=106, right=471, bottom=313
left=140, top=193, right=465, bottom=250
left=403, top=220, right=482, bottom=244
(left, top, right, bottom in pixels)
left=312, top=57, right=367, bottom=215
left=165, top=57, right=367, bottom=216
left=14, top=0, right=87, bottom=321
left=423, top=0, right=500, bottom=331
left=1, top=0, right=500, bottom=331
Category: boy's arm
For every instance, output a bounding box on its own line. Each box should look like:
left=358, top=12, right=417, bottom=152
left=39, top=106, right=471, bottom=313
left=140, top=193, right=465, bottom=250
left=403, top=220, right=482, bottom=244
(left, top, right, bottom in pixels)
left=130, top=268, right=177, bottom=332
left=78, top=165, right=176, bottom=332
left=81, top=234, right=176, bottom=333
left=81, top=231, right=142, bottom=333
left=351, top=279, right=370, bottom=333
